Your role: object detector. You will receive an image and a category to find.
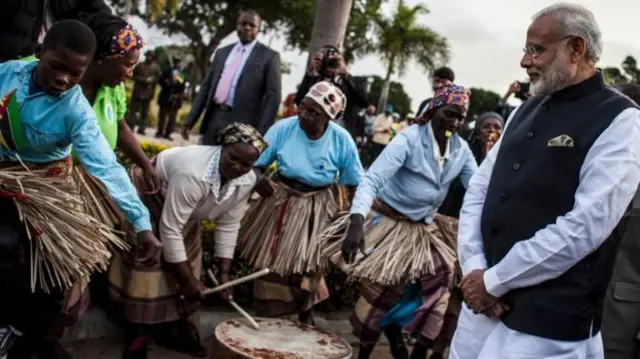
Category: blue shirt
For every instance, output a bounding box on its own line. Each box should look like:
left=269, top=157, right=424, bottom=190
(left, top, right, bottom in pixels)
left=0, top=60, right=151, bottom=233
left=255, top=117, right=364, bottom=187
left=350, top=124, right=477, bottom=223
left=219, top=40, right=257, bottom=107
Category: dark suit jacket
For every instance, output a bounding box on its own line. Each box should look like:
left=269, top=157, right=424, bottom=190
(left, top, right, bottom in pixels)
left=185, top=42, right=281, bottom=136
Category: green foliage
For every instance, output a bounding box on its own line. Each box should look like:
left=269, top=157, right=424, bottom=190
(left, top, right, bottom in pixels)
left=371, top=2, right=449, bottom=79
left=353, top=75, right=413, bottom=116
left=284, top=0, right=386, bottom=64
left=602, top=55, right=640, bottom=85
left=111, top=0, right=324, bottom=78
left=467, top=88, right=501, bottom=121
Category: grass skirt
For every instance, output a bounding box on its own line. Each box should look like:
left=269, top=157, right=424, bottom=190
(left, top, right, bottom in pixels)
left=0, top=158, right=128, bottom=292
left=319, top=199, right=458, bottom=286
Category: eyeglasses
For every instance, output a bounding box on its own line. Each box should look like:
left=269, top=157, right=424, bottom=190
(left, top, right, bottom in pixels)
left=523, top=36, right=574, bottom=58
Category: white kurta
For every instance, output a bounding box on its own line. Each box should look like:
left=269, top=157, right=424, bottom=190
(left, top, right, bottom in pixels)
left=450, top=106, right=640, bottom=359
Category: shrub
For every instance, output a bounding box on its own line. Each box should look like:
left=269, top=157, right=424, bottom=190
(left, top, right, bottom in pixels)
left=123, top=141, right=357, bottom=309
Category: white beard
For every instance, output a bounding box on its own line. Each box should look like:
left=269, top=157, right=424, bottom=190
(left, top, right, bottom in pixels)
left=530, top=51, right=574, bottom=96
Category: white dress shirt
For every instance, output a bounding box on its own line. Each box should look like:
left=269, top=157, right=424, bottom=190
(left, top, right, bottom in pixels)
left=155, top=145, right=256, bottom=263
left=452, top=105, right=640, bottom=359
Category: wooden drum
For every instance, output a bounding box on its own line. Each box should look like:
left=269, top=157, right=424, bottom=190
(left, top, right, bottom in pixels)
left=213, top=317, right=353, bottom=359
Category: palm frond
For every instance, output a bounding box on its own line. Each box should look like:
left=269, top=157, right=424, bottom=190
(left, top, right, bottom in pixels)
left=371, top=1, right=450, bottom=78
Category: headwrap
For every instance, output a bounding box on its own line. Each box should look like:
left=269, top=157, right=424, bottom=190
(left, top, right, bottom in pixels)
left=80, top=13, right=145, bottom=61
left=217, top=123, right=268, bottom=154
left=475, top=112, right=504, bottom=129
left=305, top=81, right=347, bottom=120
left=420, top=83, right=470, bottom=118
left=103, top=24, right=144, bottom=60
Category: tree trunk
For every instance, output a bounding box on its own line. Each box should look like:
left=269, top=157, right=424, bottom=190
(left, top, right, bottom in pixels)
left=307, top=0, right=353, bottom=64
left=377, top=58, right=395, bottom=113
left=123, top=0, right=133, bottom=20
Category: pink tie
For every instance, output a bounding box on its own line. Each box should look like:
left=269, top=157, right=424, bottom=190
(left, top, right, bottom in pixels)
left=214, top=47, right=245, bottom=104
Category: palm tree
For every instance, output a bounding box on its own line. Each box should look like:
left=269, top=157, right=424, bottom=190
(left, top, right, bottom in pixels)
left=307, top=0, right=354, bottom=61
left=372, top=0, right=449, bottom=112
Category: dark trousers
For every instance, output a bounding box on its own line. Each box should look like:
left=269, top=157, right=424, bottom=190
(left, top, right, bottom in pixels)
left=201, top=107, right=235, bottom=145
left=603, top=208, right=640, bottom=359
left=126, top=98, right=151, bottom=134
left=0, top=199, right=63, bottom=358
left=156, top=105, right=179, bottom=138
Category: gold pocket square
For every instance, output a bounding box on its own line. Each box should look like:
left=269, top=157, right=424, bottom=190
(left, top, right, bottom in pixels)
left=547, top=134, right=574, bottom=147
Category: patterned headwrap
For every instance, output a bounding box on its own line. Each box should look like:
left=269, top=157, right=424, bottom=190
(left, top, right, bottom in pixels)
left=103, top=24, right=145, bottom=60
left=420, top=83, right=470, bottom=119
left=305, top=81, right=347, bottom=120
left=217, top=123, right=268, bottom=154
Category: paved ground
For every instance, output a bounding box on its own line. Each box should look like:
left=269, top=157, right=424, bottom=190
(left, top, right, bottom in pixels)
left=134, top=127, right=201, bottom=146
left=65, top=338, right=395, bottom=358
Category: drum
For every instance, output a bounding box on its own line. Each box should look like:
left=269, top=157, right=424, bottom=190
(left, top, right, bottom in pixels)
left=213, top=317, right=352, bottom=359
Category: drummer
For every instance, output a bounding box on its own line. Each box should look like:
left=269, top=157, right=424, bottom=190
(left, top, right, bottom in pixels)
left=238, top=81, right=364, bottom=323
left=108, top=123, right=267, bottom=358
left=336, top=83, right=476, bottom=359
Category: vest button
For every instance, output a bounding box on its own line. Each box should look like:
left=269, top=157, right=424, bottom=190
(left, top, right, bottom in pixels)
left=500, top=193, right=507, bottom=202
left=513, top=163, right=520, bottom=170
left=527, top=131, right=534, bottom=138
left=491, top=228, right=498, bottom=236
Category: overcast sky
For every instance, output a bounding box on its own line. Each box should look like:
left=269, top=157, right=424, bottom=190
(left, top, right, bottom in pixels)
left=130, top=0, right=639, bottom=111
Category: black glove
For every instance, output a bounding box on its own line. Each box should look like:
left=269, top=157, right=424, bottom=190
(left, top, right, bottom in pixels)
left=341, top=214, right=365, bottom=264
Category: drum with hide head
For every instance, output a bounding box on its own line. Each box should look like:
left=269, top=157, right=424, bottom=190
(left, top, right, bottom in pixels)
left=212, top=317, right=352, bottom=359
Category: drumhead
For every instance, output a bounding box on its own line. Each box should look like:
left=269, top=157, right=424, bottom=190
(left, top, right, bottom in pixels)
left=215, top=317, right=352, bottom=359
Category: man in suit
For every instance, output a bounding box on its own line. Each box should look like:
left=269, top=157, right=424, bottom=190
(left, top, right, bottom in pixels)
left=182, top=10, right=281, bottom=145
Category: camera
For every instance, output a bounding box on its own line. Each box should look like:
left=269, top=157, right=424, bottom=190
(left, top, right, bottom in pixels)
left=322, top=48, right=339, bottom=71
left=515, top=81, right=531, bottom=101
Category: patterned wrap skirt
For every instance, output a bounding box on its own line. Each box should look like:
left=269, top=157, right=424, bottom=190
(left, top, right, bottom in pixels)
left=108, top=164, right=202, bottom=324
left=322, top=199, right=461, bottom=345
left=237, top=176, right=348, bottom=317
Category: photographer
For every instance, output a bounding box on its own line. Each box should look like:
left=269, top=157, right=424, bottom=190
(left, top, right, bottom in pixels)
left=294, top=45, right=368, bottom=138
left=496, top=80, right=531, bottom=122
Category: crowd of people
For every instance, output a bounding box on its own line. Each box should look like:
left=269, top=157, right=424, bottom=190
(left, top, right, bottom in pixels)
left=1, top=2, right=640, bottom=359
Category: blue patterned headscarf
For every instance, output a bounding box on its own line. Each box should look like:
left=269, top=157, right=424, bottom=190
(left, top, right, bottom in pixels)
left=420, top=83, right=470, bottom=118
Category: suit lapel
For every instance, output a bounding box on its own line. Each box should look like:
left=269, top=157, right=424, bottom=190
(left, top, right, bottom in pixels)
left=236, top=43, right=264, bottom=86
left=213, top=46, right=234, bottom=85
left=207, top=46, right=234, bottom=101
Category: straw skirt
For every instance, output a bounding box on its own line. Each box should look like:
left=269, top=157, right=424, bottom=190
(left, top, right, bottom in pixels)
left=237, top=180, right=347, bottom=316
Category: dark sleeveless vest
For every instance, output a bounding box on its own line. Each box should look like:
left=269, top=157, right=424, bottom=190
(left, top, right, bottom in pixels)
left=481, top=73, right=637, bottom=341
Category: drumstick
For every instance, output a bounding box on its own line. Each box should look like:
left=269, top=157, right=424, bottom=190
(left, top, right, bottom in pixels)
left=206, top=269, right=260, bottom=331
left=202, top=268, right=270, bottom=296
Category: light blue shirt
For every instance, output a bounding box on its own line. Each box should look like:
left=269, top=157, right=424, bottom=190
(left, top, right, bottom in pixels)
left=350, top=124, right=477, bottom=223
left=220, top=40, right=257, bottom=107
left=255, top=117, right=364, bottom=187
left=0, top=60, right=151, bottom=233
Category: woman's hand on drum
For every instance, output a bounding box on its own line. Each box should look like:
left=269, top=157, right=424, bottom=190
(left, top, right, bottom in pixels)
left=219, top=272, right=233, bottom=301
left=342, top=214, right=366, bottom=264
left=254, top=177, right=278, bottom=197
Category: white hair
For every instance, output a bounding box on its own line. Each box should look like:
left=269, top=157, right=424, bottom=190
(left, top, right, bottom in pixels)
left=533, top=3, right=602, bottom=63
